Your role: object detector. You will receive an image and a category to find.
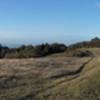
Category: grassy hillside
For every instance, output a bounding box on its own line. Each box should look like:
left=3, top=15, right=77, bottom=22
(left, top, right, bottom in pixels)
left=0, top=55, right=99, bottom=100
left=47, top=58, right=99, bottom=99
left=36, top=57, right=100, bottom=100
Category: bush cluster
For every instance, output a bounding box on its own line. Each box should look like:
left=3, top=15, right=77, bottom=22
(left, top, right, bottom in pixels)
left=0, top=43, right=67, bottom=58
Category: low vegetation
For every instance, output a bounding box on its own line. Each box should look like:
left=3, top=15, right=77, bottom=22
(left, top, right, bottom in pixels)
left=0, top=56, right=99, bottom=100
left=0, top=43, right=67, bottom=58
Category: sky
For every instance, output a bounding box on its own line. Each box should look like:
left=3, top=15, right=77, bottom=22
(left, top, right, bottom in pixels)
left=0, top=0, right=100, bottom=47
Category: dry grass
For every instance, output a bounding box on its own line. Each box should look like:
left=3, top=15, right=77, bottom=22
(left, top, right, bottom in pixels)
left=0, top=55, right=99, bottom=100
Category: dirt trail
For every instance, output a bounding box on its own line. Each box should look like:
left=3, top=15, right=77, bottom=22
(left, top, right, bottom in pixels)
left=50, top=57, right=94, bottom=79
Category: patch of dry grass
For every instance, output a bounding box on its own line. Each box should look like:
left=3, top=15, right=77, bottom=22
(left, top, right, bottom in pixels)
left=0, top=56, right=99, bottom=100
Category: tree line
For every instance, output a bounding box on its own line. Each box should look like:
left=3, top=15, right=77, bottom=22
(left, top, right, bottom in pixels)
left=68, top=37, right=100, bottom=50
left=0, top=43, right=67, bottom=58
left=0, top=37, right=100, bottom=58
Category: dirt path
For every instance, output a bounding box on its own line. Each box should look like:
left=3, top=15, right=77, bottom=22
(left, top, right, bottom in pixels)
left=50, top=57, right=94, bottom=79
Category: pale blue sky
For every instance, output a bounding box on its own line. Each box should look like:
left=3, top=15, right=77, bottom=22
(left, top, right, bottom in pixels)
left=0, top=0, right=100, bottom=46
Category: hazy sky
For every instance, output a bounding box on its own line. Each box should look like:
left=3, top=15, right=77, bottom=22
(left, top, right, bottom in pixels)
left=0, top=0, right=100, bottom=46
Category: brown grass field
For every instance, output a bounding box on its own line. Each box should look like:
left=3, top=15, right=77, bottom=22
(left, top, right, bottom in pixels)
left=0, top=48, right=100, bottom=100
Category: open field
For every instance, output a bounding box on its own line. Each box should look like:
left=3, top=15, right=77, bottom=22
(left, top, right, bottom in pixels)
left=0, top=55, right=100, bottom=100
